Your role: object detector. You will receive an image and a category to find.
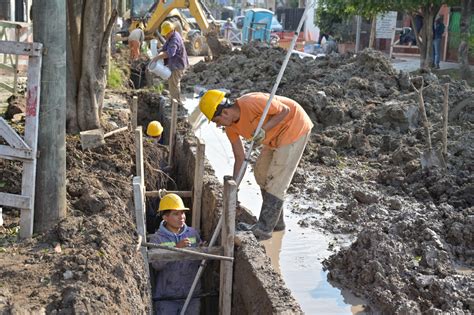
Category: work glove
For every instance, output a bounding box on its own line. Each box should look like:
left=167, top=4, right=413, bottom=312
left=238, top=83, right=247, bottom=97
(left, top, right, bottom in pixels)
left=249, top=128, right=266, bottom=144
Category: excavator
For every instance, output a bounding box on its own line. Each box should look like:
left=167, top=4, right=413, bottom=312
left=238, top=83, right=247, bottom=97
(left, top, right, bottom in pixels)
left=129, top=0, right=229, bottom=57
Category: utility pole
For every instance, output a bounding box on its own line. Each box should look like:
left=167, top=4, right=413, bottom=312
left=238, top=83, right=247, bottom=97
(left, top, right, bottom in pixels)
left=32, top=0, right=67, bottom=233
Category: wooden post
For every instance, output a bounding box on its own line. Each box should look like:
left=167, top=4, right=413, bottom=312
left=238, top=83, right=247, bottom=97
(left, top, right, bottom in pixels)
left=168, top=100, right=177, bottom=166
left=442, top=83, right=449, bottom=157
left=192, top=138, right=205, bottom=231
left=135, top=127, right=144, bottom=186
left=13, top=26, right=19, bottom=94
left=0, top=42, right=42, bottom=238
left=32, top=0, right=67, bottom=235
left=131, top=95, right=138, bottom=129
left=219, top=176, right=236, bottom=315
left=133, top=176, right=149, bottom=276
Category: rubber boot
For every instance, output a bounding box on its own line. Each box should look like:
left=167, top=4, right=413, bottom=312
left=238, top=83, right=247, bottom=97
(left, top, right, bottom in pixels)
left=273, top=209, right=286, bottom=232
left=237, top=191, right=283, bottom=241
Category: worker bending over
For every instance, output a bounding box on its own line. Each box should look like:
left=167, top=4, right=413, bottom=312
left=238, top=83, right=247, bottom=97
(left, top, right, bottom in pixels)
left=150, top=193, right=201, bottom=314
left=152, top=21, right=189, bottom=105
left=199, top=91, right=313, bottom=240
left=128, top=23, right=145, bottom=60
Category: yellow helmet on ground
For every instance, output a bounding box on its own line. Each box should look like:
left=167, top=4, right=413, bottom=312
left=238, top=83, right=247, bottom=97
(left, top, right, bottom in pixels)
left=147, top=121, right=163, bottom=137
left=158, top=193, right=190, bottom=211
left=160, top=21, right=175, bottom=36
left=199, top=90, right=226, bottom=121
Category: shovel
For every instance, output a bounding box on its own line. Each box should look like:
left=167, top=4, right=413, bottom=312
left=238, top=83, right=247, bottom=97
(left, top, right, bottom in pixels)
left=411, top=76, right=446, bottom=169
left=80, top=126, right=128, bottom=150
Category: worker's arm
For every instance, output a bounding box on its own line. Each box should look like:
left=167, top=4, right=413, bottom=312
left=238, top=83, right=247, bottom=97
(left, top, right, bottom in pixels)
left=261, top=104, right=289, bottom=132
left=231, top=138, right=245, bottom=180
left=153, top=50, right=169, bottom=60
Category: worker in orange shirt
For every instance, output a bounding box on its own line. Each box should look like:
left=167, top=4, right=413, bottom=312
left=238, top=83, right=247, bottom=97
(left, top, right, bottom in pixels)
left=199, top=90, right=313, bottom=240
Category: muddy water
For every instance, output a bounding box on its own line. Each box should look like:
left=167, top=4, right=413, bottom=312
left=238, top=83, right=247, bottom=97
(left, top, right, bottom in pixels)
left=183, top=96, right=367, bottom=314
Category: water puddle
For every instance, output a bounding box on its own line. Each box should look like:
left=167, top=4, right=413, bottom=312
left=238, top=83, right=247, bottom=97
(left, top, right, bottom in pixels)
left=183, top=95, right=367, bottom=314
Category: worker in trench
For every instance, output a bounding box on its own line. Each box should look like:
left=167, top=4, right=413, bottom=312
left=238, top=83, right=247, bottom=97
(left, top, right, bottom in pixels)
left=198, top=90, right=313, bottom=240
left=151, top=20, right=189, bottom=106
left=150, top=193, right=202, bottom=314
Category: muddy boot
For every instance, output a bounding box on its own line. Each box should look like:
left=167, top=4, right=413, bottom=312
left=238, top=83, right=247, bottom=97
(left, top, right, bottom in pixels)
left=237, top=192, right=283, bottom=241
left=273, top=209, right=286, bottom=232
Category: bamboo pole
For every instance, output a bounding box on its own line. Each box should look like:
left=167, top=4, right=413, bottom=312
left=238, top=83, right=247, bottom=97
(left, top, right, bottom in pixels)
left=144, top=242, right=233, bottom=262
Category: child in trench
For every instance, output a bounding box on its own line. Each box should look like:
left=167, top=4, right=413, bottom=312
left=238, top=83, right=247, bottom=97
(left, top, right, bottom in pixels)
left=150, top=193, right=201, bottom=314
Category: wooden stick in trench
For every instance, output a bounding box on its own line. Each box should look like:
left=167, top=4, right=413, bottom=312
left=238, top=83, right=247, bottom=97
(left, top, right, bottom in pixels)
left=442, top=83, right=449, bottom=157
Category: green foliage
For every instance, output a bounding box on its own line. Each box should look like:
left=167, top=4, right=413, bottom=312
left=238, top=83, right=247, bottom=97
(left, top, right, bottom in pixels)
left=107, top=60, right=126, bottom=90
left=148, top=82, right=165, bottom=94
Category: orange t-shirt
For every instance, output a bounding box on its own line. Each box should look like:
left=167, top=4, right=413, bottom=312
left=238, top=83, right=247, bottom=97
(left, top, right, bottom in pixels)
left=225, top=92, right=313, bottom=148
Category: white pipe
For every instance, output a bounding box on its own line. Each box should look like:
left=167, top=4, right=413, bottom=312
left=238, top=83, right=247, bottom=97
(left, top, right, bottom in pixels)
left=180, top=2, right=315, bottom=314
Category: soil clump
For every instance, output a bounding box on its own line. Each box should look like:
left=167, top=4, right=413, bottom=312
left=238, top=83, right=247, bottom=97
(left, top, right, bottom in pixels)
left=183, top=44, right=473, bottom=313
left=0, top=91, right=172, bottom=313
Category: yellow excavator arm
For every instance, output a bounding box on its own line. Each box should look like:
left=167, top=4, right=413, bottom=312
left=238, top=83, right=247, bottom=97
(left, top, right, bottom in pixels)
left=144, top=0, right=211, bottom=37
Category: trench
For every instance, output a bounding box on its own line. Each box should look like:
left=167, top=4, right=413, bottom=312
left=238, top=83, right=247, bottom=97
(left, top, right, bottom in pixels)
left=182, top=95, right=368, bottom=314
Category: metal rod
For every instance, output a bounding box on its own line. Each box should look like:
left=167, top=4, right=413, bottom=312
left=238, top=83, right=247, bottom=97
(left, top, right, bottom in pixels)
left=143, top=241, right=233, bottom=262
left=235, top=1, right=315, bottom=186
left=181, top=3, right=315, bottom=314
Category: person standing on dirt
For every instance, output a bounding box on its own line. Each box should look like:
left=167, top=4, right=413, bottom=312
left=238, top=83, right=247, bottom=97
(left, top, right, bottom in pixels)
left=128, top=22, right=145, bottom=60
left=150, top=193, right=201, bottom=314
left=199, top=90, right=313, bottom=241
left=224, top=18, right=233, bottom=40
left=432, top=16, right=445, bottom=69
left=152, top=21, right=189, bottom=105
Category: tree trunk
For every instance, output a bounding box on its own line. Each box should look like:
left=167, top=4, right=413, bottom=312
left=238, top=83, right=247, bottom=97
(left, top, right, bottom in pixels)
left=412, top=5, right=440, bottom=69
left=369, top=16, right=376, bottom=49
left=459, top=0, right=472, bottom=80
left=32, top=0, right=67, bottom=233
left=66, top=0, right=117, bottom=132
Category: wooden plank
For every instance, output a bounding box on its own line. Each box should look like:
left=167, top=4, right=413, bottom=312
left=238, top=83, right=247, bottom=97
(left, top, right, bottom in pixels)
left=133, top=176, right=146, bottom=238
left=0, top=145, right=33, bottom=161
left=131, top=96, right=138, bottom=129
left=219, top=176, right=237, bottom=315
left=0, top=192, right=31, bottom=209
left=0, top=41, right=43, bottom=56
left=135, top=127, right=144, bottom=186
left=0, top=117, right=30, bottom=149
left=0, top=63, right=14, bottom=71
left=0, top=81, right=14, bottom=93
left=13, top=28, right=19, bottom=94
left=133, top=176, right=150, bottom=276
left=146, top=190, right=192, bottom=198
left=192, top=138, right=205, bottom=231
left=147, top=246, right=227, bottom=262
left=20, top=48, right=42, bottom=239
left=168, top=100, right=177, bottom=166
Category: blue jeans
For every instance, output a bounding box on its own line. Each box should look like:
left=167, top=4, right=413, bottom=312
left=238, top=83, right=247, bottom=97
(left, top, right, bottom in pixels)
left=432, top=38, right=441, bottom=66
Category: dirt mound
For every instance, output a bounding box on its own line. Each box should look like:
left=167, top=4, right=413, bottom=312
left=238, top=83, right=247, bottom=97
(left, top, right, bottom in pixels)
left=0, top=132, right=151, bottom=313
left=182, top=45, right=473, bottom=312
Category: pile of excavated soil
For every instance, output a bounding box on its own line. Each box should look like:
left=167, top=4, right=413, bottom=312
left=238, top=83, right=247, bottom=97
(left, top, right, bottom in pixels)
left=183, top=44, right=473, bottom=313
left=0, top=91, right=172, bottom=313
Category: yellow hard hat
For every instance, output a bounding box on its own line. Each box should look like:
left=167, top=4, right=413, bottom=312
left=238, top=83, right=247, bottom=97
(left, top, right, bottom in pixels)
left=158, top=193, right=190, bottom=211
left=147, top=121, right=163, bottom=137
left=199, top=90, right=226, bottom=121
left=160, top=21, right=175, bottom=36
